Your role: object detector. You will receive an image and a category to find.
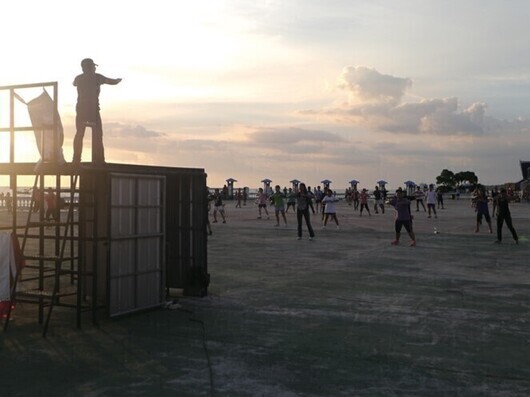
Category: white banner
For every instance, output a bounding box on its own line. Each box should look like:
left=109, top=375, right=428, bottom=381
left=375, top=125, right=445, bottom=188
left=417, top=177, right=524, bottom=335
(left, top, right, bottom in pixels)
left=26, top=90, right=66, bottom=166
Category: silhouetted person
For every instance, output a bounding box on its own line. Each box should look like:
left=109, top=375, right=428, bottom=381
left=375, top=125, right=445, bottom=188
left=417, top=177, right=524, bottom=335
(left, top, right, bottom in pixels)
left=5, top=192, right=13, bottom=213
left=415, top=185, right=426, bottom=212
left=373, top=185, right=385, bottom=214
left=495, top=188, right=518, bottom=244
left=295, top=183, right=315, bottom=240
left=72, top=58, right=122, bottom=164
left=32, top=188, right=42, bottom=212
left=474, top=189, right=492, bottom=234
left=45, top=188, right=57, bottom=221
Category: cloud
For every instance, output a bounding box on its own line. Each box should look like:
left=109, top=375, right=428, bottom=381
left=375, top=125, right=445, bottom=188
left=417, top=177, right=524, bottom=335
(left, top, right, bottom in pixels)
left=242, top=127, right=351, bottom=157
left=338, top=66, right=412, bottom=105
left=90, top=122, right=170, bottom=158
left=177, top=139, right=231, bottom=152
left=105, top=122, right=166, bottom=139
left=89, top=93, right=530, bottom=188
left=385, top=98, right=486, bottom=136
left=415, top=100, right=486, bottom=136
left=300, top=66, right=497, bottom=136
left=246, top=127, right=345, bottom=145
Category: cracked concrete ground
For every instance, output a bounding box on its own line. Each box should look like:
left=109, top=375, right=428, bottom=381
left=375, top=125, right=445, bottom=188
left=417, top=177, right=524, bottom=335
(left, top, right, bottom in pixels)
left=1, top=197, right=529, bottom=396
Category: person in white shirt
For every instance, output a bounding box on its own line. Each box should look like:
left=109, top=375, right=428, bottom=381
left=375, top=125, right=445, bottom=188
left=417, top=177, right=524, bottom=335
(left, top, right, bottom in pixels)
left=321, top=189, right=340, bottom=229
left=425, top=184, right=438, bottom=219
left=414, top=186, right=426, bottom=212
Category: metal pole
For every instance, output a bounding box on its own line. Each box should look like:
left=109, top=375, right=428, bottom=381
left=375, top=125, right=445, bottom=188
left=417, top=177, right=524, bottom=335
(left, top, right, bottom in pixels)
left=53, top=82, right=58, bottom=164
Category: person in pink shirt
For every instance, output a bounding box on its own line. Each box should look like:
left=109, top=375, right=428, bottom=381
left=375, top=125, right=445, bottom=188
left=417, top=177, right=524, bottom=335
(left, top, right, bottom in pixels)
left=256, top=187, right=270, bottom=219
left=359, top=188, right=371, bottom=217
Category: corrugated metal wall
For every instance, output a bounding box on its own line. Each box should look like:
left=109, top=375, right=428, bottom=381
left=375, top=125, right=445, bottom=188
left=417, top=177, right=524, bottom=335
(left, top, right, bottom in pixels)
left=78, top=164, right=207, bottom=318
left=165, top=171, right=208, bottom=290
left=108, top=174, right=165, bottom=316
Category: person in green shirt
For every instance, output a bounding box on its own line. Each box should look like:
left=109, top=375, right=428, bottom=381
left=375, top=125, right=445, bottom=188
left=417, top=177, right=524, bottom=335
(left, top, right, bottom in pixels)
left=270, top=185, right=288, bottom=227
left=286, top=188, right=297, bottom=213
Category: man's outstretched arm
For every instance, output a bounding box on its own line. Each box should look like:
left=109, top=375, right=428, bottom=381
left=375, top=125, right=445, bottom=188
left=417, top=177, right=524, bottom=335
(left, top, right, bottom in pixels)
left=104, top=77, right=122, bottom=85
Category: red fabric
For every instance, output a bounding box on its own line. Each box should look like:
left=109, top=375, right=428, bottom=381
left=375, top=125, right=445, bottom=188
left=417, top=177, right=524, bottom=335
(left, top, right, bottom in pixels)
left=0, top=301, right=14, bottom=318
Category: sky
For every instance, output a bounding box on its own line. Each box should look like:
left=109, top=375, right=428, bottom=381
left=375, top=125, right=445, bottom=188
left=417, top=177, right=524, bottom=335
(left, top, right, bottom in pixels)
left=1, top=0, right=530, bottom=190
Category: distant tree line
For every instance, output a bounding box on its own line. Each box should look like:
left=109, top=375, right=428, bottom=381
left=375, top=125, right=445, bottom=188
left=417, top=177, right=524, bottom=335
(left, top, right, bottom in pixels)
left=436, top=169, right=479, bottom=192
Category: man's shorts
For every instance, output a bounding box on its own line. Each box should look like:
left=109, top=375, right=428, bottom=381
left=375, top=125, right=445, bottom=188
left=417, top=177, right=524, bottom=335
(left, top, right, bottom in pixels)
left=395, top=220, right=413, bottom=233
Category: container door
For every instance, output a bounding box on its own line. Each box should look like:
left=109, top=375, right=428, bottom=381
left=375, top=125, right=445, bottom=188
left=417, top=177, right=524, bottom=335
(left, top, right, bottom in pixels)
left=108, top=173, right=165, bottom=316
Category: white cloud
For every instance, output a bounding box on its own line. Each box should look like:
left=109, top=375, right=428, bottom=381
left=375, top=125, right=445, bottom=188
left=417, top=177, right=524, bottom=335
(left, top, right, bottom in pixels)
left=305, top=66, right=491, bottom=136
left=4, top=2, right=530, bottom=188
left=105, top=123, right=166, bottom=139
left=416, top=100, right=485, bottom=136
left=337, top=66, right=412, bottom=105
left=247, top=127, right=345, bottom=145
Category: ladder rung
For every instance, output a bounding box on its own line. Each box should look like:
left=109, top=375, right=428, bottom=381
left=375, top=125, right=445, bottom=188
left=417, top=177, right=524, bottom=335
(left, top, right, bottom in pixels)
left=24, top=255, right=78, bottom=261
left=18, top=234, right=79, bottom=241
left=24, top=255, right=59, bottom=260
left=7, top=173, right=85, bottom=335
left=20, top=274, right=56, bottom=283
left=21, top=264, right=56, bottom=271
left=17, top=289, right=77, bottom=299
left=17, top=289, right=54, bottom=298
left=57, top=188, right=80, bottom=193
left=27, top=221, right=78, bottom=227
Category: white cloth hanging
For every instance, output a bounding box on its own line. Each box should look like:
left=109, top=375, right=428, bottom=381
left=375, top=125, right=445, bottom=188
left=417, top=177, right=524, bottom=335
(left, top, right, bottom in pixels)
left=0, top=232, right=17, bottom=301
left=25, top=90, right=66, bottom=169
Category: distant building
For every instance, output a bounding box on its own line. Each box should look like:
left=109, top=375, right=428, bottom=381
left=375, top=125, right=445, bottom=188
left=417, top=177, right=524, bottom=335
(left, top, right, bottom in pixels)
left=520, top=160, right=530, bottom=180
left=519, top=161, right=530, bottom=201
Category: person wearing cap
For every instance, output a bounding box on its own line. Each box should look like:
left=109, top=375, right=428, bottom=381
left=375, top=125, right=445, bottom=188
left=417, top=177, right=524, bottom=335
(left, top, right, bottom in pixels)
left=389, top=188, right=416, bottom=246
left=72, top=58, right=122, bottom=164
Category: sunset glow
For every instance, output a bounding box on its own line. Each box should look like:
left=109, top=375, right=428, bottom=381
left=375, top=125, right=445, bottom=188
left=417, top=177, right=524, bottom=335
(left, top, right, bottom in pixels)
left=2, top=1, right=530, bottom=188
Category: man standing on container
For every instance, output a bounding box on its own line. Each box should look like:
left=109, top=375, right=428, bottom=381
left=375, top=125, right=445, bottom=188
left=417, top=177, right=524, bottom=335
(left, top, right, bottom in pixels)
left=72, top=58, right=122, bottom=164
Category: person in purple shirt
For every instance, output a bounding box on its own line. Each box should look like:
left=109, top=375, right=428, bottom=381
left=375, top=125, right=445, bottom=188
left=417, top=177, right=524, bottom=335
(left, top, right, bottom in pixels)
left=389, top=188, right=416, bottom=246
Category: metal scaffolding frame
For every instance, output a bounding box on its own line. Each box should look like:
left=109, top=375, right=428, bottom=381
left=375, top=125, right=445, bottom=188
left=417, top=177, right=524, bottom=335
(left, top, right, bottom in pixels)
left=1, top=81, right=209, bottom=337
left=0, top=82, right=98, bottom=336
